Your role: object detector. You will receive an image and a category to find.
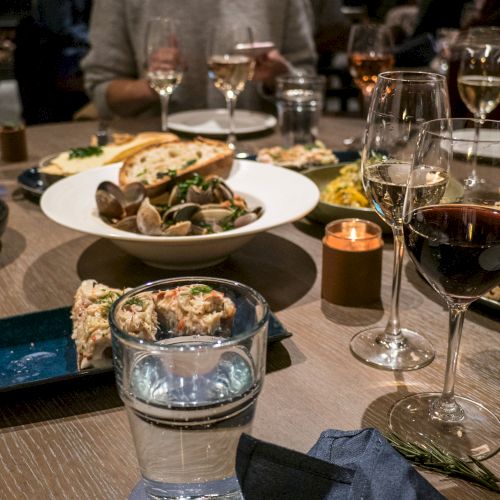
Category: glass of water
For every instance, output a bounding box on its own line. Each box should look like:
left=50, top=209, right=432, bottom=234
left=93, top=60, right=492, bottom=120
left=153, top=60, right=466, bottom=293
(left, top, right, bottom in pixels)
left=275, top=74, right=326, bottom=147
left=110, top=277, right=269, bottom=500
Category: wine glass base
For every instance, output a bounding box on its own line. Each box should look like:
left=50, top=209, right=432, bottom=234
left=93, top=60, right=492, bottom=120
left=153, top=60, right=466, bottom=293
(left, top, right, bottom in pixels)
left=389, top=393, right=500, bottom=460
left=350, top=327, right=435, bottom=371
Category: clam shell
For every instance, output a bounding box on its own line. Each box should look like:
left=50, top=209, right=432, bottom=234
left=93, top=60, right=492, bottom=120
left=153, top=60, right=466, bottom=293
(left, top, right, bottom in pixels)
left=136, top=197, right=163, bottom=236
left=96, top=181, right=126, bottom=219
left=163, top=203, right=200, bottom=223
left=164, top=221, right=192, bottom=236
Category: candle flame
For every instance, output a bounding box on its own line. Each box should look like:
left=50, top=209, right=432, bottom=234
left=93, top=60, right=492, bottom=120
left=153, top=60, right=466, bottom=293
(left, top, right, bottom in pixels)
left=349, top=226, right=357, bottom=241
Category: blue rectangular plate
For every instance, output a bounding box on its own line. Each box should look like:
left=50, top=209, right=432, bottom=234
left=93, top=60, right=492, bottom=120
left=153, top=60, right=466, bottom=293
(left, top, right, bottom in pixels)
left=0, top=307, right=291, bottom=392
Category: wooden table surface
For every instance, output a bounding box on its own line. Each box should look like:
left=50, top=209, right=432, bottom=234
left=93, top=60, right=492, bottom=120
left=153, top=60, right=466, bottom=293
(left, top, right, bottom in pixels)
left=0, top=116, right=498, bottom=500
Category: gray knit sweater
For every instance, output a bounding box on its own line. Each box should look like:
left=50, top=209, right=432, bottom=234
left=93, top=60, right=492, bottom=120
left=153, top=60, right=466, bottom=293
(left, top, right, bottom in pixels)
left=82, top=0, right=317, bottom=117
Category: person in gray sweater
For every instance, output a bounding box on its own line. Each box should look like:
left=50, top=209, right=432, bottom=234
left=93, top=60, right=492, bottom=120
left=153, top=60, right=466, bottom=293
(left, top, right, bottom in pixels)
left=82, top=0, right=317, bottom=118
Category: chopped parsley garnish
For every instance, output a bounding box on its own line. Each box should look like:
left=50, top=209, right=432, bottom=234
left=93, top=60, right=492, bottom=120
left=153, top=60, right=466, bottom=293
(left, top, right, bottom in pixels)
left=190, top=285, right=213, bottom=295
left=181, top=159, right=197, bottom=169
left=157, top=169, right=178, bottom=179
left=96, top=291, right=120, bottom=314
left=137, top=168, right=147, bottom=177
left=303, top=144, right=316, bottom=151
left=177, top=173, right=209, bottom=201
left=69, top=146, right=103, bottom=159
left=125, top=296, right=144, bottom=308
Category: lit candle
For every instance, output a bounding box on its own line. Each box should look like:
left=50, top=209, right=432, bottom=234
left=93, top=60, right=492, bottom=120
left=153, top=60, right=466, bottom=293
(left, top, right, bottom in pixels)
left=322, top=218, right=383, bottom=306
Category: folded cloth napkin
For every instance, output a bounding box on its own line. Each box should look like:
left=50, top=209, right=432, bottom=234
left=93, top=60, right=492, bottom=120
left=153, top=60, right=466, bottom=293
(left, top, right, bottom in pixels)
left=236, top=428, right=445, bottom=500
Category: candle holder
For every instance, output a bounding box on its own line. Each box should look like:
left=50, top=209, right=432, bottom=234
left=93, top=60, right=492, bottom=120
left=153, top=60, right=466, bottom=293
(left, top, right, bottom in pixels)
left=322, top=218, right=383, bottom=307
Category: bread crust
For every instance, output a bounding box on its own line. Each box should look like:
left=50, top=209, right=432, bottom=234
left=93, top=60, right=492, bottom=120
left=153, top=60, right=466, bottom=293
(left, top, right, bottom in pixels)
left=119, top=137, right=233, bottom=197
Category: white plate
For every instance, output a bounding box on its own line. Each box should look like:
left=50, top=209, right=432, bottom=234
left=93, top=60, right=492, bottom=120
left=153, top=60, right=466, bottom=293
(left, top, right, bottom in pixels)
left=452, top=128, right=500, bottom=160
left=40, top=160, right=319, bottom=269
left=167, top=109, right=277, bottom=136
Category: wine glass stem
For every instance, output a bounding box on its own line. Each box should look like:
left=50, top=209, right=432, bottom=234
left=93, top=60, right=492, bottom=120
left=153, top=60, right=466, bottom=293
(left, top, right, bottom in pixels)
left=225, top=95, right=237, bottom=151
left=468, top=113, right=485, bottom=184
left=160, top=94, right=170, bottom=132
left=431, top=304, right=467, bottom=421
left=381, top=226, right=404, bottom=345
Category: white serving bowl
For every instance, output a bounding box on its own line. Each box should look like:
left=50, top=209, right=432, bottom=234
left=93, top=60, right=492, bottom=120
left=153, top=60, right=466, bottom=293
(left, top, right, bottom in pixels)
left=41, top=160, right=319, bottom=269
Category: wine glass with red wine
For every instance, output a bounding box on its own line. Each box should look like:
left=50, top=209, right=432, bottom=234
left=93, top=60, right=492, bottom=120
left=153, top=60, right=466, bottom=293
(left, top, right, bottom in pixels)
left=389, top=118, right=500, bottom=459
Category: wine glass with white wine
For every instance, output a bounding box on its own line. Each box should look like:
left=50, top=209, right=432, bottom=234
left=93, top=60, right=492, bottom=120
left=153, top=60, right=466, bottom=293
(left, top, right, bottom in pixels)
left=145, top=17, right=184, bottom=132
left=350, top=71, right=450, bottom=371
left=457, top=29, right=500, bottom=185
left=207, top=27, right=255, bottom=151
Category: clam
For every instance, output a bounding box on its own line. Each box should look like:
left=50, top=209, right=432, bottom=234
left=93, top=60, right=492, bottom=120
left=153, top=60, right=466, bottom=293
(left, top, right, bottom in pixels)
left=163, top=203, right=200, bottom=223
left=234, top=212, right=258, bottom=228
left=191, top=206, right=233, bottom=226
left=96, top=181, right=126, bottom=219
left=123, top=182, right=147, bottom=216
left=186, top=185, right=214, bottom=205
left=114, top=215, right=139, bottom=233
left=212, top=181, right=233, bottom=202
left=96, top=181, right=146, bottom=219
left=164, top=221, right=192, bottom=236
left=136, top=197, right=163, bottom=236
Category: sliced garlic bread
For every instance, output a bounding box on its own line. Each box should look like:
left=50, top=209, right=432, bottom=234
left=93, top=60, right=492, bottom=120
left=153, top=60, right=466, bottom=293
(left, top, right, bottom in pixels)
left=119, top=137, right=233, bottom=196
left=40, top=131, right=179, bottom=176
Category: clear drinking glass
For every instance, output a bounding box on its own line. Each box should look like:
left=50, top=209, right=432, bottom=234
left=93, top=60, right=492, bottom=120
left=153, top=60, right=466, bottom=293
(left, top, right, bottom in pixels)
left=389, top=118, right=500, bottom=459
left=110, top=277, right=269, bottom=499
left=457, top=30, right=500, bottom=186
left=347, top=24, right=395, bottom=113
left=145, top=17, right=184, bottom=132
left=208, top=28, right=255, bottom=151
left=275, top=74, right=326, bottom=147
left=350, top=71, right=450, bottom=371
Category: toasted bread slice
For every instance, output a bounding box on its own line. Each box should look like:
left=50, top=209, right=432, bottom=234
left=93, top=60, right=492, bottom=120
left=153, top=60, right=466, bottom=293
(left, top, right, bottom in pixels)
left=40, top=132, right=179, bottom=176
left=119, top=137, right=234, bottom=197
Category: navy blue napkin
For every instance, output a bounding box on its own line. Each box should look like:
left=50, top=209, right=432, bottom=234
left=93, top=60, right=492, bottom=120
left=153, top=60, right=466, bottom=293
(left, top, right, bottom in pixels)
left=236, top=428, right=444, bottom=500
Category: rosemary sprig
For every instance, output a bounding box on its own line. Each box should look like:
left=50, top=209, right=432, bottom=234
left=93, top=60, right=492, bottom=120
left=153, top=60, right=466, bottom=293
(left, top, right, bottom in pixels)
left=386, top=433, right=499, bottom=492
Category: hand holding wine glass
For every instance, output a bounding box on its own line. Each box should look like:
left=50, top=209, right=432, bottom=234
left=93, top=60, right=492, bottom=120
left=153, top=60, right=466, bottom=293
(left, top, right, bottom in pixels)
left=350, top=71, right=450, bottom=371
left=208, top=27, right=254, bottom=151
left=389, top=118, right=500, bottom=459
left=145, top=17, right=184, bottom=132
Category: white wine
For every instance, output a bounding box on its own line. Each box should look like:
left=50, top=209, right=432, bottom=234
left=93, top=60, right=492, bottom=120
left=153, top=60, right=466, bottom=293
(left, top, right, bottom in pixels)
left=364, top=162, right=448, bottom=226
left=457, top=75, right=500, bottom=117
left=208, top=54, right=253, bottom=97
left=147, top=69, right=183, bottom=96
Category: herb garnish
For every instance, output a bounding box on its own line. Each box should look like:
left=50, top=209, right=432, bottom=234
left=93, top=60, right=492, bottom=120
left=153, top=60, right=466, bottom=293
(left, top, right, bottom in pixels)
left=181, top=159, right=197, bottom=169
left=386, top=433, right=500, bottom=492
left=177, top=173, right=209, bottom=201
left=125, top=296, right=144, bottom=308
left=191, top=285, right=213, bottom=295
left=69, top=146, right=103, bottom=159
left=156, top=169, right=178, bottom=179
left=96, top=291, right=120, bottom=314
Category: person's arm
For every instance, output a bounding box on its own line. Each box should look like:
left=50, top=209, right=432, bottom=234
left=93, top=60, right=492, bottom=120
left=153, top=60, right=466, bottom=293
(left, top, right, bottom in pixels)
left=106, top=79, right=157, bottom=117
left=81, top=0, right=155, bottom=118
left=281, top=0, right=318, bottom=74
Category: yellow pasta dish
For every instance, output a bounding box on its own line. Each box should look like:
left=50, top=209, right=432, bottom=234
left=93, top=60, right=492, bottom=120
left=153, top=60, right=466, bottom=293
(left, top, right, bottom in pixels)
left=320, top=162, right=369, bottom=208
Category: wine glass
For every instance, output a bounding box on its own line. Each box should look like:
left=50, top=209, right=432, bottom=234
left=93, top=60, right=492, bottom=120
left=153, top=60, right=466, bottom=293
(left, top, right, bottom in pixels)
left=208, top=27, right=255, bottom=151
left=457, top=29, right=500, bottom=185
left=350, top=71, right=450, bottom=371
left=389, top=118, right=500, bottom=459
left=347, top=24, right=395, bottom=115
left=145, top=17, right=184, bottom=132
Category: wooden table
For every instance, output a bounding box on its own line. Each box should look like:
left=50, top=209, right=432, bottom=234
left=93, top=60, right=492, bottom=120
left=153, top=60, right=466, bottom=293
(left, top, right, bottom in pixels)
left=0, top=116, right=498, bottom=499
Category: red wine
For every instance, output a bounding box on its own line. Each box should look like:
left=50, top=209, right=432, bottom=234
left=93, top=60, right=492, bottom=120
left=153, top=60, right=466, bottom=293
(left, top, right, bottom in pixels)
left=404, top=204, right=500, bottom=302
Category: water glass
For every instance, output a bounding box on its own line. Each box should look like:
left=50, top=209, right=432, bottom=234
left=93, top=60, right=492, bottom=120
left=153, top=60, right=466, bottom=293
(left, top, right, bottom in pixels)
left=275, top=74, right=326, bottom=147
left=110, top=277, right=269, bottom=500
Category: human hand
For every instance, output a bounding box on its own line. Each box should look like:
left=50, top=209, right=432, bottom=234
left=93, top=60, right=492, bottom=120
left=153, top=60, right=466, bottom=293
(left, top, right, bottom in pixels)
left=148, top=37, right=185, bottom=72
left=252, top=49, right=290, bottom=88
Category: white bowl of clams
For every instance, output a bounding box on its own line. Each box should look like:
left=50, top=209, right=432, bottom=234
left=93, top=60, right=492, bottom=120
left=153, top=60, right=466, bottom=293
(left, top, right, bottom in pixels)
left=40, top=139, right=319, bottom=269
